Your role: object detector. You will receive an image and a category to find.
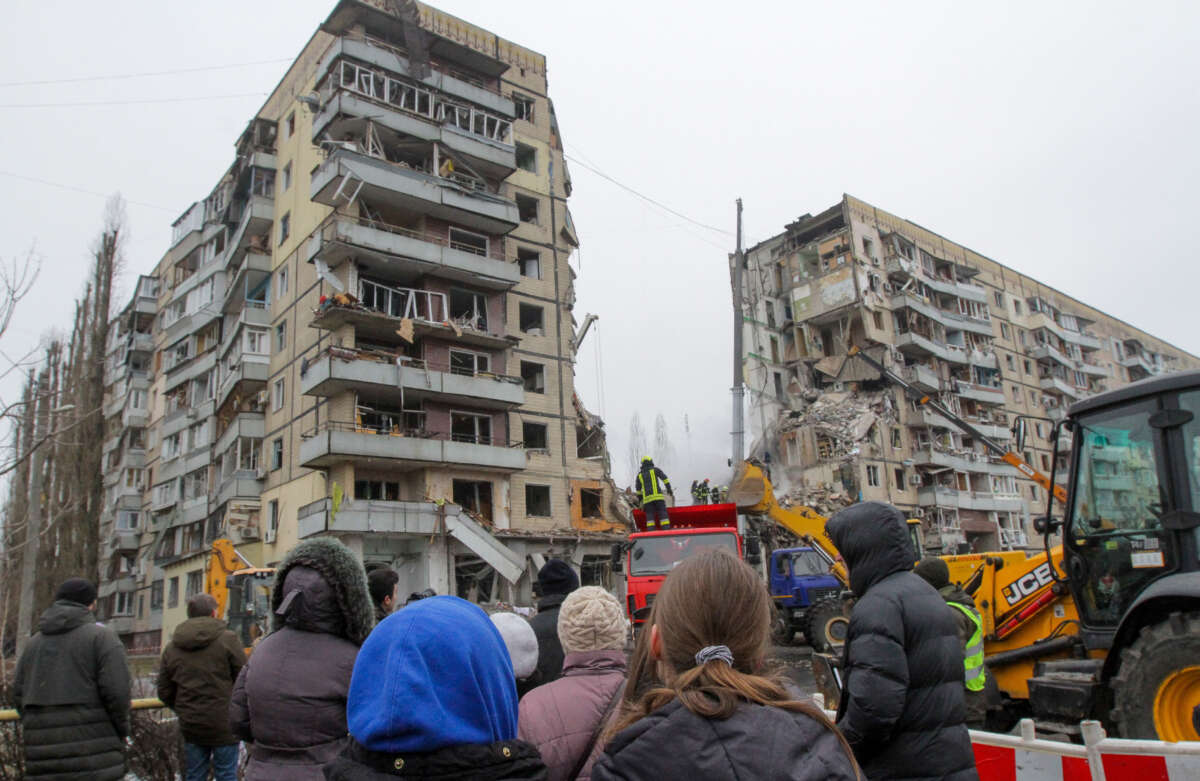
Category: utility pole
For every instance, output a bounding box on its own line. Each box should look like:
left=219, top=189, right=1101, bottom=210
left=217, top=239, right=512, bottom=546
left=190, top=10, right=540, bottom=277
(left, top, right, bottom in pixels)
left=16, top=369, right=50, bottom=659
left=731, top=198, right=745, bottom=466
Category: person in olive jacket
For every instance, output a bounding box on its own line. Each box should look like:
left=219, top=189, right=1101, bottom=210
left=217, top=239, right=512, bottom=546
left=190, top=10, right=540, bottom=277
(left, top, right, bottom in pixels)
left=158, top=593, right=246, bottom=781
left=827, top=502, right=978, bottom=781
left=13, top=577, right=132, bottom=780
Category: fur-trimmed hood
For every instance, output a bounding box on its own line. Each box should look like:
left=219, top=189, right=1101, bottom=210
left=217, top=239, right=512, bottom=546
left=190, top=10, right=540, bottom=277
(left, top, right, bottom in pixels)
left=271, top=537, right=375, bottom=646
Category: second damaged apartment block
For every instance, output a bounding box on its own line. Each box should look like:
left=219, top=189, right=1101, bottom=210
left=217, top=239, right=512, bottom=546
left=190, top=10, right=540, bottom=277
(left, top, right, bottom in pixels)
left=95, top=0, right=623, bottom=651
left=741, top=194, right=1199, bottom=554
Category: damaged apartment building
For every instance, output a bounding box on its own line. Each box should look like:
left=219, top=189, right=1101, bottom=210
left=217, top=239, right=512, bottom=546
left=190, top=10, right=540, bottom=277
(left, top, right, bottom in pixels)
left=94, top=0, right=623, bottom=651
left=740, top=194, right=1199, bottom=553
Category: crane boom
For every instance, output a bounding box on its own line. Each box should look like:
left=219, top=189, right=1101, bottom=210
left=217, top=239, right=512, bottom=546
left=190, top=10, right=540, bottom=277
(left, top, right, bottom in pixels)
left=846, top=346, right=1068, bottom=504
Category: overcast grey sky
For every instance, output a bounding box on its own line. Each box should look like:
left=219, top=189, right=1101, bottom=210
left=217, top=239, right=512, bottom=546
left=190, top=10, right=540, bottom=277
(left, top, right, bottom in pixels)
left=2, top=1, right=1197, bottom=488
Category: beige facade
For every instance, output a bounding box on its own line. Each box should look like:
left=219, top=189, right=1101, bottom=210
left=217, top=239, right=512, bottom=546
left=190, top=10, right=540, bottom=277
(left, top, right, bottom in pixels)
left=742, top=194, right=1200, bottom=553
left=96, top=0, right=621, bottom=651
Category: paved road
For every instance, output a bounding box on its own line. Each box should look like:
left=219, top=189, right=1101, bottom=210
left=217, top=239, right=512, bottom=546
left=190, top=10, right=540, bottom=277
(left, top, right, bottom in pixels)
left=772, top=642, right=817, bottom=696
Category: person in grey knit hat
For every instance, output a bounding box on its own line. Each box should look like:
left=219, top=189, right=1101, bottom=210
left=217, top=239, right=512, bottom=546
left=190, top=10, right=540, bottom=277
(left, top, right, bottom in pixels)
left=518, top=587, right=628, bottom=781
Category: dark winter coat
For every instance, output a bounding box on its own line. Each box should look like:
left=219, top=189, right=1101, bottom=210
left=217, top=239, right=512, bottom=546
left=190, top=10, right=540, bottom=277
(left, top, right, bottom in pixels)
left=518, top=650, right=626, bottom=781
left=158, top=615, right=245, bottom=746
left=323, top=737, right=548, bottom=780
left=231, top=538, right=374, bottom=780
left=592, top=698, right=858, bottom=781
left=529, top=593, right=568, bottom=687
left=827, top=502, right=977, bottom=781
left=13, top=600, right=132, bottom=780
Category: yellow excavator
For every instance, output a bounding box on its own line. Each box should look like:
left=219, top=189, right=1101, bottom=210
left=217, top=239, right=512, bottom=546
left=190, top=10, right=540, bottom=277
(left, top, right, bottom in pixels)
left=206, top=539, right=274, bottom=652
left=731, top=460, right=1079, bottom=706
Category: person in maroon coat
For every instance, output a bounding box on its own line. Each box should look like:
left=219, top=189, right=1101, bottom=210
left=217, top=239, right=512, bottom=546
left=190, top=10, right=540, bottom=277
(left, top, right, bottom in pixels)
left=518, top=587, right=629, bottom=781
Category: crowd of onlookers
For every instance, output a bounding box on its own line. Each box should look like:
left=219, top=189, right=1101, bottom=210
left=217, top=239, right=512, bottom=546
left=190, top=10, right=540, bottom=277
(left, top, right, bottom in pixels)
left=13, top=500, right=983, bottom=780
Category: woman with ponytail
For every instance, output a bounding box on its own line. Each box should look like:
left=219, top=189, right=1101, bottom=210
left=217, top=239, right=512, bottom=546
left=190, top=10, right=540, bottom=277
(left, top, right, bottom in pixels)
left=592, top=549, right=859, bottom=781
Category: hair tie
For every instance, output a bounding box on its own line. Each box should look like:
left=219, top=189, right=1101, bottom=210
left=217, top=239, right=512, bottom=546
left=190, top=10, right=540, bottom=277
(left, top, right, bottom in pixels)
left=694, top=645, right=734, bottom=667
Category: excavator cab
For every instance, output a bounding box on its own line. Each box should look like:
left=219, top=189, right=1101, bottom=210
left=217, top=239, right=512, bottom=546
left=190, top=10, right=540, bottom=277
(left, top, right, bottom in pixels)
left=1047, top=370, right=1200, bottom=739
left=226, top=569, right=274, bottom=651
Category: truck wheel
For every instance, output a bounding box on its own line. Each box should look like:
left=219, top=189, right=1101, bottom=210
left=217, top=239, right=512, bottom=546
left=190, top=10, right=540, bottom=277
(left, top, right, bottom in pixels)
left=804, top=596, right=848, bottom=653
left=1110, top=611, right=1200, bottom=741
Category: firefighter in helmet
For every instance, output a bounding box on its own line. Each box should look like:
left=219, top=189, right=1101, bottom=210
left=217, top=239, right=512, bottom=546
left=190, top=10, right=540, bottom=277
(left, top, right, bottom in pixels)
left=635, top=456, right=674, bottom=529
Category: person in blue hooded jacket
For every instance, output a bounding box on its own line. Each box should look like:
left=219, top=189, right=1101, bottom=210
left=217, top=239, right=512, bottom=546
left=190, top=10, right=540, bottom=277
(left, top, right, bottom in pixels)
left=324, top=595, right=548, bottom=781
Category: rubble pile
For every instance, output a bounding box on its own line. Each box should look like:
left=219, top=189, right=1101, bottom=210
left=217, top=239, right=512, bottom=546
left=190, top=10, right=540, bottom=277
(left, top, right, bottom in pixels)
left=780, top=389, right=898, bottom=463
left=778, top=485, right=854, bottom=517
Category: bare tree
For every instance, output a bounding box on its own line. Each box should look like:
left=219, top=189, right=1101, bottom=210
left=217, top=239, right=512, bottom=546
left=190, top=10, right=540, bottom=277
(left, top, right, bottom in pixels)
left=1, top=197, right=122, bottom=655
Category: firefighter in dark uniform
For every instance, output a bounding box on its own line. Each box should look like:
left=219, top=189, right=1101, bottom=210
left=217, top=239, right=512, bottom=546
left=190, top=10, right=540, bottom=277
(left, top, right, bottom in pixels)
left=635, top=456, right=674, bottom=529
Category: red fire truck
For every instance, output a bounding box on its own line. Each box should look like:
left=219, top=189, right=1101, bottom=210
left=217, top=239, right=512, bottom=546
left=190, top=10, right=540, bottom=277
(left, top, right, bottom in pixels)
left=614, top=503, right=749, bottom=625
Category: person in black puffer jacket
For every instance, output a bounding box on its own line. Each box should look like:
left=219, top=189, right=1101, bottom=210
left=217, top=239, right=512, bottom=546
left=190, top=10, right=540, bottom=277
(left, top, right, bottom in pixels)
left=593, top=549, right=859, bottom=781
left=826, top=502, right=977, bottom=781
left=527, top=560, right=578, bottom=687
left=231, top=537, right=375, bottom=780
left=14, top=578, right=131, bottom=781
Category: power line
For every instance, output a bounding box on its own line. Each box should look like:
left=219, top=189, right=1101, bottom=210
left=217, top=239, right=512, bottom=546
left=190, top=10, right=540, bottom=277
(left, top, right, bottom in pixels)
left=0, top=171, right=175, bottom=213
left=1, top=92, right=266, bottom=109
left=0, top=58, right=292, bottom=88
left=563, top=153, right=734, bottom=238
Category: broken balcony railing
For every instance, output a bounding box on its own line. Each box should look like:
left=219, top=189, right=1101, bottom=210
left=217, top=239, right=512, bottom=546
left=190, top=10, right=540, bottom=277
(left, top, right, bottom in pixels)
left=358, top=278, right=449, bottom=322
left=301, top=419, right=522, bottom=448
left=304, top=343, right=521, bottom=385
left=318, top=211, right=505, bottom=260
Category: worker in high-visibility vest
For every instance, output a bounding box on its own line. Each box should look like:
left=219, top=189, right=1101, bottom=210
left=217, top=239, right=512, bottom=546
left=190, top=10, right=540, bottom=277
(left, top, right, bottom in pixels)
left=635, top=456, right=674, bottom=529
left=915, top=558, right=991, bottom=728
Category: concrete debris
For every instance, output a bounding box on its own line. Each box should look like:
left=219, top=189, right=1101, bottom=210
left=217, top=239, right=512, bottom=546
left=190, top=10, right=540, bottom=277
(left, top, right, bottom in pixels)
left=777, top=485, right=855, bottom=517
left=781, top=388, right=898, bottom=462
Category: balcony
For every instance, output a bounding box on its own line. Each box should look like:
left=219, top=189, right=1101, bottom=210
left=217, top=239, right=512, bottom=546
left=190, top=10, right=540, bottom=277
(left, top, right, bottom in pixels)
left=121, top=404, right=148, bottom=429
left=918, top=485, right=1025, bottom=513
left=307, top=213, right=518, bottom=291
left=1028, top=342, right=1071, bottom=367
left=901, top=363, right=942, bottom=393
left=1117, top=352, right=1157, bottom=375
left=217, top=357, right=269, bottom=410
left=913, top=446, right=1013, bottom=475
left=966, top=350, right=998, bottom=370
left=311, top=147, right=519, bottom=235
left=226, top=196, right=274, bottom=269
left=301, top=350, right=524, bottom=410
left=111, top=530, right=140, bottom=552
left=311, top=285, right=517, bottom=350
left=297, top=495, right=526, bottom=583
left=895, top=332, right=969, bottom=365
left=130, top=332, right=154, bottom=354
left=1039, top=374, right=1082, bottom=400
left=954, top=379, right=1005, bottom=406
left=313, top=91, right=516, bottom=179
left=299, top=421, right=525, bottom=472
left=1029, top=312, right=1102, bottom=350
left=214, top=411, right=265, bottom=459
left=313, top=36, right=516, bottom=121
left=216, top=472, right=263, bottom=508
left=224, top=251, right=272, bottom=313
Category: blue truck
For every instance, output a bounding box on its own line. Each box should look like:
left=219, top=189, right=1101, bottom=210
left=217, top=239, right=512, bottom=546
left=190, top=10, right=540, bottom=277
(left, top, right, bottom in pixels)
left=769, top=546, right=843, bottom=646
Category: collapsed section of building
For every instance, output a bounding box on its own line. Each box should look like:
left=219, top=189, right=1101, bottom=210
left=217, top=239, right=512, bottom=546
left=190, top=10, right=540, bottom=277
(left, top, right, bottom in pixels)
left=739, top=194, right=1200, bottom=553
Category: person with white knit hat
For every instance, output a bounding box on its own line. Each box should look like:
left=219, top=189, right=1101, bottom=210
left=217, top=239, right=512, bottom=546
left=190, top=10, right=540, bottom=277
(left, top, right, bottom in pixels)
left=518, top=587, right=629, bottom=781
left=490, top=611, right=541, bottom=699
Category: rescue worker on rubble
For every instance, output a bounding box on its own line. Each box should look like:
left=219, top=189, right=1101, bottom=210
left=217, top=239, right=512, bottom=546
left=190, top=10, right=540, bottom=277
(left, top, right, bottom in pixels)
left=709, top=483, right=721, bottom=504
left=635, top=456, right=674, bottom=529
left=915, top=558, right=995, bottom=729
left=696, top=478, right=711, bottom=505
